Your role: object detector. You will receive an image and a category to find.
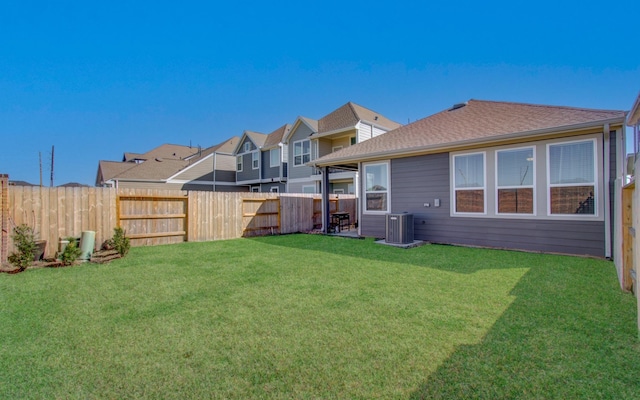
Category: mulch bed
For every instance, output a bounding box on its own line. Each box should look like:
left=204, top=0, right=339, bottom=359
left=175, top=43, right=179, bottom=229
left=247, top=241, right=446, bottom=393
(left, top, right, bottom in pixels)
left=1, top=249, right=122, bottom=274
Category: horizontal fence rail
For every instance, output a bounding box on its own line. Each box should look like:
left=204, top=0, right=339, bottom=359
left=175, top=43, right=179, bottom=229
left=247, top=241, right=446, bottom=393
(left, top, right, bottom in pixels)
left=1, top=185, right=356, bottom=261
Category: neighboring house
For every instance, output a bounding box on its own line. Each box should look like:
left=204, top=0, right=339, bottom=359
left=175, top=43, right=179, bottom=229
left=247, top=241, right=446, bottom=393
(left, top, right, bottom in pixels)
left=628, top=92, right=640, bottom=159
left=234, top=125, right=291, bottom=192
left=284, top=116, right=319, bottom=193
left=285, top=102, right=401, bottom=194
left=96, top=138, right=240, bottom=191
left=312, top=99, right=627, bottom=258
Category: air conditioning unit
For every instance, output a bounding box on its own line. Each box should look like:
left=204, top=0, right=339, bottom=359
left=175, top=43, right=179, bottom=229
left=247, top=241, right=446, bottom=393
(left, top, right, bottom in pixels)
left=386, top=213, right=414, bottom=244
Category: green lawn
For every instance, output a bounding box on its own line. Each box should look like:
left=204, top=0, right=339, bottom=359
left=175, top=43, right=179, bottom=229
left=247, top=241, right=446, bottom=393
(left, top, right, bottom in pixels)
left=1, top=234, right=638, bottom=399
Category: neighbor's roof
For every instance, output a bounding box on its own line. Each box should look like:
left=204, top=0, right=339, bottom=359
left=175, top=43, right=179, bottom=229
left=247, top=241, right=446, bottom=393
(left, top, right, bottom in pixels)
left=123, top=143, right=201, bottom=162
left=627, top=92, right=640, bottom=126
left=313, top=99, right=626, bottom=166
left=317, top=102, right=401, bottom=134
left=99, top=137, right=240, bottom=183
left=263, top=124, right=292, bottom=149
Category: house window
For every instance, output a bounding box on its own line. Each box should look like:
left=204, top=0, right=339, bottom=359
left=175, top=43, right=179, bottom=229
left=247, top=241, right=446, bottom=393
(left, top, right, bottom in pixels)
left=302, top=185, right=315, bottom=194
left=333, top=146, right=343, bottom=152
left=496, top=147, right=534, bottom=214
left=252, top=152, right=259, bottom=169
left=251, top=186, right=259, bottom=193
left=547, top=139, right=596, bottom=215
left=244, top=142, right=251, bottom=153
left=364, top=162, right=389, bottom=213
left=350, top=137, right=357, bottom=145
left=333, top=189, right=345, bottom=194
left=270, top=187, right=279, bottom=193
left=453, top=152, right=485, bottom=213
left=270, top=148, right=279, bottom=168
left=236, top=155, right=243, bottom=172
left=293, top=139, right=310, bottom=166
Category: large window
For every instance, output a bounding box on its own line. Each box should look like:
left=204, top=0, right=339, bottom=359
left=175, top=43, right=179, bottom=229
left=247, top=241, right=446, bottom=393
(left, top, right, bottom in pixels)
left=453, top=152, right=485, bottom=213
left=496, top=147, right=534, bottom=214
left=252, top=151, right=259, bottom=169
left=548, top=139, right=596, bottom=215
left=270, top=148, right=279, bottom=168
left=293, top=140, right=310, bottom=166
left=364, top=162, right=389, bottom=213
left=236, top=155, right=243, bottom=172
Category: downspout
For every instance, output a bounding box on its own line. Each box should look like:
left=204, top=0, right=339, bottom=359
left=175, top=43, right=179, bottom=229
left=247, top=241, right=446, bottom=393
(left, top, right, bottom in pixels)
left=604, top=124, right=611, bottom=259
left=355, top=168, right=361, bottom=235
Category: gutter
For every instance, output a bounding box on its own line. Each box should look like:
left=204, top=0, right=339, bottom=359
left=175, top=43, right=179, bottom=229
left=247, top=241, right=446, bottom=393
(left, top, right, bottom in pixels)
left=310, top=117, right=626, bottom=167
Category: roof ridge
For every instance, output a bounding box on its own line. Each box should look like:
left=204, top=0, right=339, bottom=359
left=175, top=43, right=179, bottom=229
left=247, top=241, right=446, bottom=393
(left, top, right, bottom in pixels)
left=468, top=99, right=626, bottom=113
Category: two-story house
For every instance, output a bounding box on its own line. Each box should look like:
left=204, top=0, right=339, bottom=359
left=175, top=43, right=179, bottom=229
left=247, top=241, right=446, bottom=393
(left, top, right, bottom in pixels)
left=234, top=125, right=291, bottom=192
left=284, top=102, right=401, bottom=194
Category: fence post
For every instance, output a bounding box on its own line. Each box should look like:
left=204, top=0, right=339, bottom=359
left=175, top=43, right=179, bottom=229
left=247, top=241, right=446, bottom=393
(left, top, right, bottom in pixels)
left=1, top=174, right=8, bottom=263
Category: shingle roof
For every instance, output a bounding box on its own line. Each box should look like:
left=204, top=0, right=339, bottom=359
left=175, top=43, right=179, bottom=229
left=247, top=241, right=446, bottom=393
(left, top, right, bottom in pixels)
left=300, top=116, right=318, bottom=132
left=317, top=102, right=401, bottom=134
left=264, top=124, right=291, bottom=149
left=98, top=160, right=137, bottom=182
left=313, top=99, right=626, bottom=166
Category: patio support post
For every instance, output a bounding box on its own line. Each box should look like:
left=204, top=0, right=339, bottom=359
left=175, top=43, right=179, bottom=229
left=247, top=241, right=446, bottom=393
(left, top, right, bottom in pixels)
left=322, top=166, right=330, bottom=234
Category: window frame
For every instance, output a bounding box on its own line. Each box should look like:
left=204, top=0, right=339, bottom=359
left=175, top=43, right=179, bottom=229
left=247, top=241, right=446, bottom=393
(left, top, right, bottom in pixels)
left=363, top=161, right=390, bottom=214
left=546, top=138, right=598, bottom=217
left=252, top=151, right=259, bottom=170
left=244, top=142, right=251, bottom=153
left=452, top=151, right=487, bottom=215
left=293, top=139, right=311, bottom=167
left=251, top=186, right=260, bottom=193
left=270, top=148, right=279, bottom=168
left=269, top=187, right=279, bottom=193
left=236, top=155, right=243, bottom=172
left=302, top=185, right=316, bottom=194
left=495, top=146, right=536, bottom=216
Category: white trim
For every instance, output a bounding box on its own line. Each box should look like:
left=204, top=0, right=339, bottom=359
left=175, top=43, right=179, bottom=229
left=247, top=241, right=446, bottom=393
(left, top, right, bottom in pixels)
left=546, top=138, right=598, bottom=217
left=362, top=161, right=390, bottom=214
left=166, top=180, right=237, bottom=186
left=495, top=146, right=536, bottom=216
left=251, top=186, right=260, bottom=193
left=302, top=185, right=316, bottom=194
left=244, top=142, right=251, bottom=153
left=252, top=151, right=259, bottom=170
left=332, top=145, right=343, bottom=152
left=166, top=153, right=213, bottom=181
left=270, top=148, right=279, bottom=168
left=269, top=186, right=279, bottom=193
left=333, top=189, right=345, bottom=194
left=452, top=151, right=487, bottom=215
left=293, top=139, right=311, bottom=167
left=236, top=155, right=243, bottom=172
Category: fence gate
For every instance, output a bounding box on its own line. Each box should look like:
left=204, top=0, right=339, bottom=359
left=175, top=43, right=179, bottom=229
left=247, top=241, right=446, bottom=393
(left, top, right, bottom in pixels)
left=117, top=195, right=188, bottom=246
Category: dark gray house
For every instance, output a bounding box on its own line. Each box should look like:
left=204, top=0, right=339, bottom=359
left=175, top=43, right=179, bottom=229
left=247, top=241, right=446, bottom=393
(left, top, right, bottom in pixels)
left=312, top=99, right=627, bottom=257
left=234, top=125, right=291, bottom=192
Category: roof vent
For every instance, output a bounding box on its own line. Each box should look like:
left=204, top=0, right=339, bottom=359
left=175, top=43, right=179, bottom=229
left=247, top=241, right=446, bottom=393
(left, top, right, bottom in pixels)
left=155, top=158, right=163, bottom=162
left=449, top=102, right=467, bottom=111
left=374, top=115, right=379, bottom=121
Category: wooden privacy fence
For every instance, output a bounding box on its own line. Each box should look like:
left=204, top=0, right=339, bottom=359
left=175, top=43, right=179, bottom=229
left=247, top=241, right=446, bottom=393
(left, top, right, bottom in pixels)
left=1, top=185, right=356, bottom=261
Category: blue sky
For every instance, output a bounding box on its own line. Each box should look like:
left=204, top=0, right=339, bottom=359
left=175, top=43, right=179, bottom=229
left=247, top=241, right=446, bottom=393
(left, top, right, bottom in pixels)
left=1, top=0, right=638, bottom=186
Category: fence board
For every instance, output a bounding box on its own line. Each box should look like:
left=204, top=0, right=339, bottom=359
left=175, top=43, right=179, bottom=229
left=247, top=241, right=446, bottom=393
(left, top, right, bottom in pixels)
left=3, top=186, right=357, bottom=258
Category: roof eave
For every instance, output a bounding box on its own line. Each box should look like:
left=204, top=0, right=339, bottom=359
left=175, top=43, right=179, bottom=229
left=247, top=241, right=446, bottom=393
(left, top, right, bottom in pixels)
left=627, top=92, right=640, bottom=126
left=312, top=117, right=626, bottom=167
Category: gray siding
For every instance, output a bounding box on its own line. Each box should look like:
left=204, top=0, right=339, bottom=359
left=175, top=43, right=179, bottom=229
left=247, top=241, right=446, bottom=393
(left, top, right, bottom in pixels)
left=361, top=152, right=606, bottom=257
left=288, top=123, right=315, bottom=179
left=237, top=152, right=260, bottom=182
left=260, top=182, right=286, bottom=193
left=262, top=149, right=282, bottom=180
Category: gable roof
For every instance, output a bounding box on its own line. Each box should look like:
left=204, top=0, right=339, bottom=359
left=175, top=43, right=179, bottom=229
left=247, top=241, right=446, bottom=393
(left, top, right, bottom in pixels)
left=317, top=102, right=401, bottom=134
left=263, top=124, right=292, bottom=149
left=234, top=130, right=268, bottom=154
left=124, top=143, right=200, bottom=163
left=312, top=99, right=626, bottom=166
left=283, top=116, right=318, bottom=143
left=97, top=160, right=137, bottom=184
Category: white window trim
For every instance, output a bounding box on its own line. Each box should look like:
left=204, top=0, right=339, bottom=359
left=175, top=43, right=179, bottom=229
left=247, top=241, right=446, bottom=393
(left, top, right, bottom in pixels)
left=495, top=146, right=536, bottom=216
left=332, top=145, right=343, bottom=152
left=333, top=189, right=345, bottom=194
left=236, top=155, right=243, bottom=172
left=244, top=142, right=251, bottom=153
left=546, top=138, right=598, bottom=217
left=270, top=148, right=279, bottom=168
left=363, top=161, right=390, bottom=214
left=252, top=151, right=259, bottom=170
left=251, top=186, right=260, bottom=193
left=270, top=187, right=279, bottom=193
left=293, top=139, right=311, bottom=167
left=452, top=151, right=487, bottom=215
